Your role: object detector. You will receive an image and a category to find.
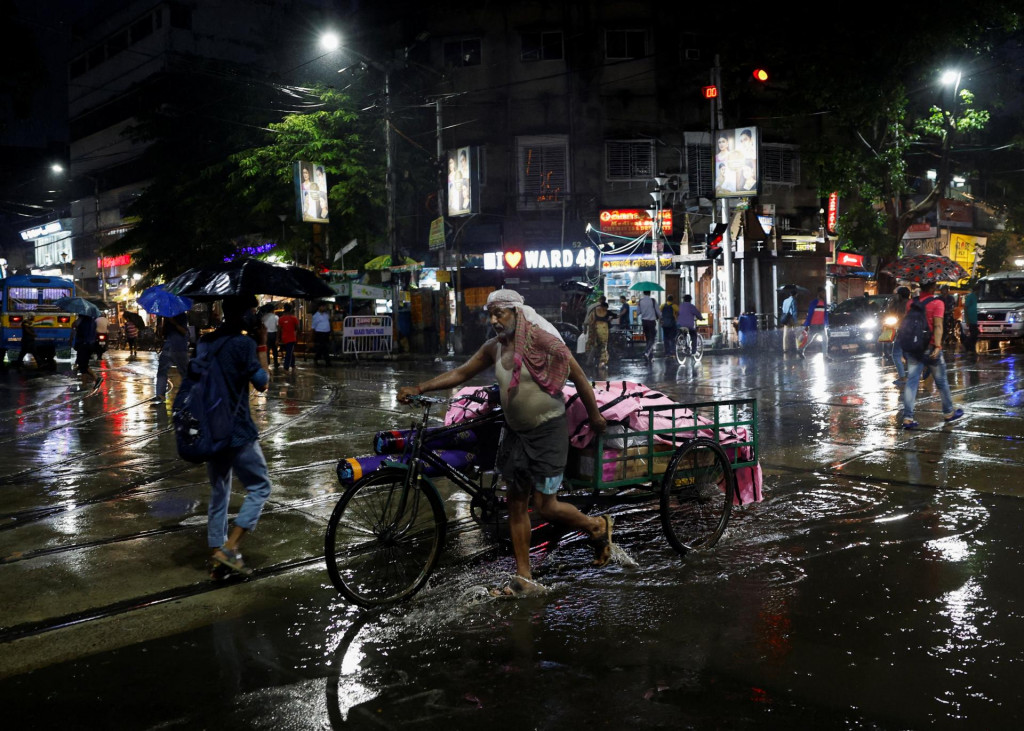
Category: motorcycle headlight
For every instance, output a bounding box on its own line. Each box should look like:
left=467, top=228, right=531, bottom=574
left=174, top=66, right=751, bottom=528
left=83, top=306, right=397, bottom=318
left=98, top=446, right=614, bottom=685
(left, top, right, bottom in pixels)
left=883, top=315, right=898, bottom=327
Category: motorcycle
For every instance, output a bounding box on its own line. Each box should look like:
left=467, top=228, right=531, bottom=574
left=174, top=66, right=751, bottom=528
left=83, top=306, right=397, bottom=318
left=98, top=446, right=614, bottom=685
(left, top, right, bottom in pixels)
left=94, top=331, right=109, bottom=359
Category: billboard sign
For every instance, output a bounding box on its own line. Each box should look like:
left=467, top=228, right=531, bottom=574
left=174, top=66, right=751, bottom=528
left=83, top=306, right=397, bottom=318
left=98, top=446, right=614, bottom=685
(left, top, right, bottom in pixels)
left=294, top=161, right=329, bottom=223
left=713, top=127, right=759, bottom=199
left=447, top=146, right=479, bottom=216
left=598, top=209, right=673, bottom=237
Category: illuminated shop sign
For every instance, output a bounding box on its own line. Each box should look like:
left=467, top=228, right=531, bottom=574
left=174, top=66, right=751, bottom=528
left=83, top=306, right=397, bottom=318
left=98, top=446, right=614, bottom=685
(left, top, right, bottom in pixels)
left=827, top=192, right=839, bottom=235
left=836, top=252, right=864, bottom=267
left=20, top=221, right=63, bottom=240
left=601, top=253, right=673, bottom=271
left=98, top=254, right=132, bottom=269
left=598, top=209, right=673, bottom=237
left=483, top=248, right=597, bottom=270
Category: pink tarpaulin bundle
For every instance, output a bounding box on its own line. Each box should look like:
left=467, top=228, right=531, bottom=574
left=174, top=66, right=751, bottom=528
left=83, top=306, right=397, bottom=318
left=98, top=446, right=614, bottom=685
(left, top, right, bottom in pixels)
left=442, top=381, right=762, bottom=505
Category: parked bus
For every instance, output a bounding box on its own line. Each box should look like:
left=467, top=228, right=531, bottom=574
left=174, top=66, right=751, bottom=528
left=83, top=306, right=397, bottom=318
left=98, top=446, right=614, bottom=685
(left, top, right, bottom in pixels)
left=0, top=274, right=77, bottom=361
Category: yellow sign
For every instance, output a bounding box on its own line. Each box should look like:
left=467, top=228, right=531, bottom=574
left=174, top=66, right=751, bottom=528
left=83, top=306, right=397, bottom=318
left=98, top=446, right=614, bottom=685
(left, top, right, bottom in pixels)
left=950, top=233, right=985, bottom=282
left=428, top=217, right=446, bottom=250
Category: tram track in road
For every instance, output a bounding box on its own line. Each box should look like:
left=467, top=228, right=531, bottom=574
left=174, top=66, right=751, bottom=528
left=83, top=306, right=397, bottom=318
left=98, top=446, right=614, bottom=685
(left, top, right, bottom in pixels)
left=0, top=513, right=498, bottom=645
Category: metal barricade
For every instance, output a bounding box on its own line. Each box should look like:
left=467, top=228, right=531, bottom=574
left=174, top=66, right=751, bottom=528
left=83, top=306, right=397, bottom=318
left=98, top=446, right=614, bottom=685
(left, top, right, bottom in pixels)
left=341, top=316, right=393, bottom=359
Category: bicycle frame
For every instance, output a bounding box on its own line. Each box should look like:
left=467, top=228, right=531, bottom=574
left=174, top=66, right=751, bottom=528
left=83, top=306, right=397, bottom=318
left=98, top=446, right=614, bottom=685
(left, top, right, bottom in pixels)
left=386, top=399, right=506, bottom=508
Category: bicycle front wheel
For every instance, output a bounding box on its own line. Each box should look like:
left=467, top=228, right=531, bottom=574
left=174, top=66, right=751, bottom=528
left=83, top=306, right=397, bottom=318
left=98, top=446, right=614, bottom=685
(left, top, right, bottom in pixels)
left=693, top=334, right=704, bottom=360
left=660, top=438, right=734, bottom=555
left=674, top=333, right=691, bottom=364
left=325, top=467, right=447, bottom=607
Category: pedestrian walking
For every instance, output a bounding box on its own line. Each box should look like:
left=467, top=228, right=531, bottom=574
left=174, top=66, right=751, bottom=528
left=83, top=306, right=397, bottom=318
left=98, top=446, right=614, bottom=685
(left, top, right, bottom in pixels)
left=73, top=314, right=97, bottom=382
left=14, top=315, right=37, bottom=368
left=799, top=287, right=830, bottom=360
left=660, top=296, right=679, bottom=357
left=200, top=295, right=272, bottom=577
left=278, top=303, right=299, bottom=372
left=124, top=318, right=139, bottom=358
left=637, top=290, right=659, bottom=362
left=585, top=297, right=613, bottom=367
left=398, top=289, right=612, bottom=596
left=153, top=312, right=190, bottom=405
left=901, top=281, right=964, bottom=429
left=889, top=286, right=912, bottom=386
left=312, top=303, right=332, bottom=366
left=262, top=307, right=279, bottom=367
left=963, top=284, right=979, bottom=353
left=780, top=289, right=798, bottom=351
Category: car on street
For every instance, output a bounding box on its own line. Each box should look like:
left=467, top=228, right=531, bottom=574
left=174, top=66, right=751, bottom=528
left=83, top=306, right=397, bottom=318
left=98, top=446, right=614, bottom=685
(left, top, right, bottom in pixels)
left=827, top=294, right=894, bottom=354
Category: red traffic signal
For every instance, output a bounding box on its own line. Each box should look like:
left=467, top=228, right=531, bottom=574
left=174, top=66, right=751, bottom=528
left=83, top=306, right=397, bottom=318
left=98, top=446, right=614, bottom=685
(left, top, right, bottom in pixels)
left=752, top=68, right=769, bottom=82
left=702, top=85, right=719, bottom=99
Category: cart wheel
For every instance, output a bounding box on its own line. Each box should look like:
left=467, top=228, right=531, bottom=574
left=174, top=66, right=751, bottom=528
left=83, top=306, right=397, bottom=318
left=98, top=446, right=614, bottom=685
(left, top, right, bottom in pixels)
left=660, top=438, right=735, bottom=556
left=325, top=467, right=446, bottom=607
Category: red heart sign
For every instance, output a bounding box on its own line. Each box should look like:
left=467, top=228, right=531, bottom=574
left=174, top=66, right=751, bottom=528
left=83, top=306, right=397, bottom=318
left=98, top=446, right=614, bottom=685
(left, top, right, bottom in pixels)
left=504, top=251, right=522, bottom=268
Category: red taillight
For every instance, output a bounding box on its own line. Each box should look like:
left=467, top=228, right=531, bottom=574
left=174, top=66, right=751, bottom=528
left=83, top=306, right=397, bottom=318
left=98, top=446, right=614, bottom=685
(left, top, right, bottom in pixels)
left=57, top=316, right=71, bottom=324
left=11, top=315, right=23, bottom=324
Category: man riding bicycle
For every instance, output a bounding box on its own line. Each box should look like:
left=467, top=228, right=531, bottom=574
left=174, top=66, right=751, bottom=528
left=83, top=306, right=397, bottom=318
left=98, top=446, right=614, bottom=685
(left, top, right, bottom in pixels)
left=398, top=289, right=611, bottom=596
left=676, top=294, right=701, bottom=353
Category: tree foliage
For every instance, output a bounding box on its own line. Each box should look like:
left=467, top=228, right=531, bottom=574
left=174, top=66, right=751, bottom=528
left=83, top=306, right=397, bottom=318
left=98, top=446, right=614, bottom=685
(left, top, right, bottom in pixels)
left=107, top=71, right=384, bottom=283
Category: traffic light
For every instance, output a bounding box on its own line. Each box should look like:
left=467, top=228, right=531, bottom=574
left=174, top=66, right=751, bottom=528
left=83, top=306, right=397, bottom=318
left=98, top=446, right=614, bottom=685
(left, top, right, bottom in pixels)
left=706, top=226, right=725, bottom=261
left=752, top=68, right=769, bottom=82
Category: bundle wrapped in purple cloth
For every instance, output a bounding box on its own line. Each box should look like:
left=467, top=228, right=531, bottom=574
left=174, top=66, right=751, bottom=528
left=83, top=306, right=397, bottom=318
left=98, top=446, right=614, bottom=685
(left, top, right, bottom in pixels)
left=374, top=427, right=478, bottom=455
left=337, top=449, right=477, bottom=487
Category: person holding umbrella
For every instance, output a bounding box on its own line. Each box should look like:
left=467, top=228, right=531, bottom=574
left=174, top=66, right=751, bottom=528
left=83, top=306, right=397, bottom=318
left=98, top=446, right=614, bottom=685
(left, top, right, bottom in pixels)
left=73, top=314, right=97, bottom=383
left=901, top=280, right=965, bottom=429
left=200, top=295, right=272, bottom=577
left=153, top=312, right=190, bottom=405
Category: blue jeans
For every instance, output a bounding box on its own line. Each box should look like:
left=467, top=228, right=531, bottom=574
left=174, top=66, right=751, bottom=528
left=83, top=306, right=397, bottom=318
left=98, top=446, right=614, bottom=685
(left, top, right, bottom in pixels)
left=282, top=342, right=296, bottom=370
left=155, top=347, right=189, bottom=398
left=891, top=341, right=906, bottom=379
left=902, top=352, right=954, bottom=422
left=206, top=440, right=272, bottom=548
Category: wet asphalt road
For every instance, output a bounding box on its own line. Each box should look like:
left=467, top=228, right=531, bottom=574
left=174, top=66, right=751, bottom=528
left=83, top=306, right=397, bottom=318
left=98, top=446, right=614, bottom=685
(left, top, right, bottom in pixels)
left=1, top=340, right=1023, bottom=729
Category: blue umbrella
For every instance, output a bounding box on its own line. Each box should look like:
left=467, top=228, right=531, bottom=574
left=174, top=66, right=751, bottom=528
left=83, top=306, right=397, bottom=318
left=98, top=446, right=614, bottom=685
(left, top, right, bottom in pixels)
left=137, top=285, right=193, bottom=316
left=54, top=297, right=101, bottom=317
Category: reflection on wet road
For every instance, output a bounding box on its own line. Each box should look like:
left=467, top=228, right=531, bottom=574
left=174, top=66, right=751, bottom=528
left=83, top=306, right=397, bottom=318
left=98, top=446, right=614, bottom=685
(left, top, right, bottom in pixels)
left=2, top=344, right=1024, bottom=728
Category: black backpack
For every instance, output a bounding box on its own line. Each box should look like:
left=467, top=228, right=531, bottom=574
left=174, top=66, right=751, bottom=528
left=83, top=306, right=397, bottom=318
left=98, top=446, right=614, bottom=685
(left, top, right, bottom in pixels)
left=896, top=296, right=936, bottom=357
left=661, top=303, right=675, bottom=327
left=172, top=337, right=244, bottom=463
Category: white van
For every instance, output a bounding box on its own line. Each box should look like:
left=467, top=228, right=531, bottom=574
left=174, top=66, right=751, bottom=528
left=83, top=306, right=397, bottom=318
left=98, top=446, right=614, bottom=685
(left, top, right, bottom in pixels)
left=976, top=271, right=1024, bottom=341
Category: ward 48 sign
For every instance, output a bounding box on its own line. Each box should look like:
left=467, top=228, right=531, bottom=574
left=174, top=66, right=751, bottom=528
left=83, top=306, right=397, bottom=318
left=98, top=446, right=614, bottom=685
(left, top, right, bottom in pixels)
left=483, top=248, right=597, bottom=271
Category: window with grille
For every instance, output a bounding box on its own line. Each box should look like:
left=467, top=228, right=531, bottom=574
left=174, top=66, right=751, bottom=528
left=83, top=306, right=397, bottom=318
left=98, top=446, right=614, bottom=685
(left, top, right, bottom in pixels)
left=606, top=140, right=654, bottom=181
left=606, top=29, right=647, bottom=60
left=685, top=141, right=713, bottom=198
left=517, top=135, right=569, bottom=210
left=522, top=31, right=563, bottom=61
left=444, top=38, right=482, bottom=67
left=761, top=143, right=800, bottom=185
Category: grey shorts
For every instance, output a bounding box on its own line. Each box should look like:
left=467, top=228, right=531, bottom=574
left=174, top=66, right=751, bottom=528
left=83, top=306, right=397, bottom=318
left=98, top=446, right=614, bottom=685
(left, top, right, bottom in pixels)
left=497, top=413, right=568, bottom=495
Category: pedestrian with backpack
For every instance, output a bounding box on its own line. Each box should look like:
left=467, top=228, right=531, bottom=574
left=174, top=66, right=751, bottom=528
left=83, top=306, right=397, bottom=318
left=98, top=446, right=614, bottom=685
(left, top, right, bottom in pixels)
left=660, top=295, right=679, bottom=357
left=899, top=280, right=964, bottom=430
left=194, top=295, right=272, bottom=576
left=798, top=287, right=830, bottom=360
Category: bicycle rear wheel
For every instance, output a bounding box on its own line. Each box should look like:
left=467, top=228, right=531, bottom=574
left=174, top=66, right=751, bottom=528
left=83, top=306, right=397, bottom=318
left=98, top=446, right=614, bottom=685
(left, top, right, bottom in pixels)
left=660, top=438, right=734, bottom=555
left=325, top=467, right=446, bottom=607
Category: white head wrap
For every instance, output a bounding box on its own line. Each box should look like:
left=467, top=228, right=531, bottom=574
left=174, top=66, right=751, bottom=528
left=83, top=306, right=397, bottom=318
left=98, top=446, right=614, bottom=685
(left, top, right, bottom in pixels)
left=485, top=288, right=563, bottom=342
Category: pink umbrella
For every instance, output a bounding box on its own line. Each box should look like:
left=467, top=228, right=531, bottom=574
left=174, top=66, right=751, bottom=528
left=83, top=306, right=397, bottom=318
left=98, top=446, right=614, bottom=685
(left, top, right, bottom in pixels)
left=882, top=254, right=968, bottom=283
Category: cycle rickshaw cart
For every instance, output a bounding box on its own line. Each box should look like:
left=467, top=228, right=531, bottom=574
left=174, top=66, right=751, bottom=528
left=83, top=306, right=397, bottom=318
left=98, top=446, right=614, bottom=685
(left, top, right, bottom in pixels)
left=325, top=389, right=759, bottom=607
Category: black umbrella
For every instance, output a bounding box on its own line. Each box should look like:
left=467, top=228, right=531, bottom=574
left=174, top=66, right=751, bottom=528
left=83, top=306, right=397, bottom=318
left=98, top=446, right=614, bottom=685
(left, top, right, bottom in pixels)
left=165, top=258, right=335, bottom=300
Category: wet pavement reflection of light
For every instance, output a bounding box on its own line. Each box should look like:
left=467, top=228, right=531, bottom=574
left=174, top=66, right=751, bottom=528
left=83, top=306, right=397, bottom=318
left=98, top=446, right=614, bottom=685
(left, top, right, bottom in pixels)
left=3, top=345, right=1024, bottom=728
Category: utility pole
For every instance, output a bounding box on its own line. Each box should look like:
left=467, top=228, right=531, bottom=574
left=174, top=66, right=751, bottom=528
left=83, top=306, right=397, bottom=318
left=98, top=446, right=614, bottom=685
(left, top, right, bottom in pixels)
left=712, top=56, right=735, bottom=341
left=384, top=69, right=399, bottom=315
